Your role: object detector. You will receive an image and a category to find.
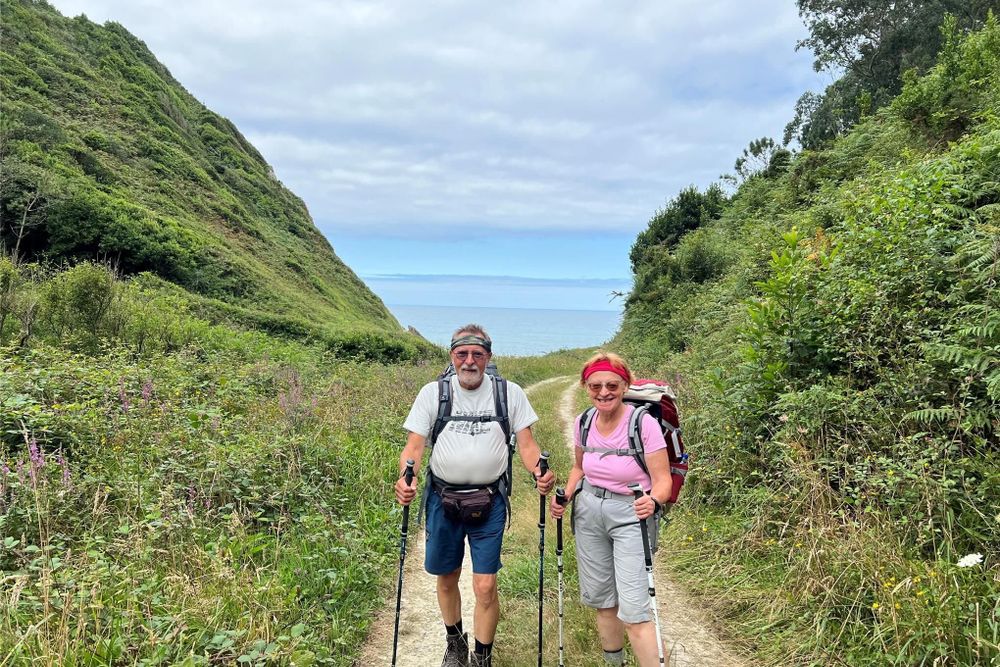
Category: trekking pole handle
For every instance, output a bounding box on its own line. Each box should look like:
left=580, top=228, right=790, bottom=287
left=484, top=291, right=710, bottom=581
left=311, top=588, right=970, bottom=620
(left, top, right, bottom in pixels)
left=404, top=459, right=415, bottom=486
left=555, top=487, right=567, bottom=506
left=539, top=452, right=549, bottom=479
left=628, top=482, right=644, bottom=500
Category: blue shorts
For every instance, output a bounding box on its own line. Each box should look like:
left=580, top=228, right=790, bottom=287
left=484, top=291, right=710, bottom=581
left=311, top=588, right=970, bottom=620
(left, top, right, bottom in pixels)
left=425, top=488, right=506, bottom=575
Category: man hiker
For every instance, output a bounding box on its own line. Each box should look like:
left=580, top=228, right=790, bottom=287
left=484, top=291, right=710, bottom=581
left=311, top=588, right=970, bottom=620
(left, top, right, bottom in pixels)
left=395, top=324, right=555, bottom=667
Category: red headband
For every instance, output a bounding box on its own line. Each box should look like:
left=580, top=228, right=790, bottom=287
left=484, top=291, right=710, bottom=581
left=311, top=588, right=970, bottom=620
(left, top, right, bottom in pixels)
left=582, top=360, right=629, bottom=382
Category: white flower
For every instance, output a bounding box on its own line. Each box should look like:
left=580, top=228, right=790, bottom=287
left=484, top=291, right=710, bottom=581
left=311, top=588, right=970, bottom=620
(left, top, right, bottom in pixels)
left=957, top=553, right=983, bottom=568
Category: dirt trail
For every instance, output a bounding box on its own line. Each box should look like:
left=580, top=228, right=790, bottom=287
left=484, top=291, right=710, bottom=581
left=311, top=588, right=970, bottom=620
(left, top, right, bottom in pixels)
left=357, top=376, right=748, bottom=666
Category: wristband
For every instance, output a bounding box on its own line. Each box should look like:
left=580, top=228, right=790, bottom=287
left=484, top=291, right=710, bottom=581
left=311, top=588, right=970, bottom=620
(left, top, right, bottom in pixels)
left=652, top=498, right=663, bottom=514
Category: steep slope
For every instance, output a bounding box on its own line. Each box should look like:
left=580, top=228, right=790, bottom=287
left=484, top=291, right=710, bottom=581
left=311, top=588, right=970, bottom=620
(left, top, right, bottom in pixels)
left=0, top=0, right=399, bottom=335
left=618, top=18, right=999, bottom=665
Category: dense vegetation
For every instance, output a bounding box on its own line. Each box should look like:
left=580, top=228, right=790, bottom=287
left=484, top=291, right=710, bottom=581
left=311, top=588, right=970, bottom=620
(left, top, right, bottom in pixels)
left=0, top=0, right=406, bottom=347
left=0, top=260, right=590, bottom=664
left=619, top=16, right=999, bottom=666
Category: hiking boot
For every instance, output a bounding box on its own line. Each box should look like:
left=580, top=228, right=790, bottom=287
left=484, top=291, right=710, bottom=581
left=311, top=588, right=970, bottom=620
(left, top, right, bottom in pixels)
left=441, top=632, right=469, bottom=667
left=470, top=652, right=492, bottom=667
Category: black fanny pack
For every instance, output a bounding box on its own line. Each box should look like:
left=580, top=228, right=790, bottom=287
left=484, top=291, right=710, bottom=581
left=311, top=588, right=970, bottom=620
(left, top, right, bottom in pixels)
left=438, top=486, right=495, bottom=526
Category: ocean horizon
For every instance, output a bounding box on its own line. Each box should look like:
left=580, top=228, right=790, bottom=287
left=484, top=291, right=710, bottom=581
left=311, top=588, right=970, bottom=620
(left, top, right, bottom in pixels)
left=388, top=303, right=622, bottom=356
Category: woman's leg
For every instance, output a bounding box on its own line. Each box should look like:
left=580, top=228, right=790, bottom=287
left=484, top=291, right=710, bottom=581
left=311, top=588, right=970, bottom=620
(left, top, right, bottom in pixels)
left=624, top=620, right=667, bottom=667
left=596, top=606, right=625, bottom=663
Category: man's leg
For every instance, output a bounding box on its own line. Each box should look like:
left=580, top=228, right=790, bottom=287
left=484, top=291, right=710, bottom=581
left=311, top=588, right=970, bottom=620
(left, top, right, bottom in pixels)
left=471, top=573, right=499, bottom=642
left=437, top=568, right=469, bottom=666
left=437, top=567, right=463, bottom=623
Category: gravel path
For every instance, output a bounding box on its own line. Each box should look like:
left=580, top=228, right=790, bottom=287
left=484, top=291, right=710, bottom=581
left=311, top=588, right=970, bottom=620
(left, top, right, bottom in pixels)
left=357, top=376, right=748, bottom=666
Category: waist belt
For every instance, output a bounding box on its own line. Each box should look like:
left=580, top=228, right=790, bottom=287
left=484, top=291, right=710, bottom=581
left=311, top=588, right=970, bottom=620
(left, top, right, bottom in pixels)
left=581, top=479, right=639, bottom=504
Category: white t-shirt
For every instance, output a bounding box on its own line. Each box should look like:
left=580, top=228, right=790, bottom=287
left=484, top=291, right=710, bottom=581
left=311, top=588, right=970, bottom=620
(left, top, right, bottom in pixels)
left=404, top=376, right=538, bottom=485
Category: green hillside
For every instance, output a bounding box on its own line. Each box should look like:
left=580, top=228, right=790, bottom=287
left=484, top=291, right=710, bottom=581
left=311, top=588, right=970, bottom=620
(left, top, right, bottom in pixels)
left=0, top=0, right=400, bottom=339
left=619, top=16, right=999, bottom=665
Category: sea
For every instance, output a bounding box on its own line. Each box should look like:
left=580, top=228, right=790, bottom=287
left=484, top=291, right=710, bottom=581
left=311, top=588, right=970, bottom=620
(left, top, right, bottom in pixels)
left=388, top=304, right=622, bottom=356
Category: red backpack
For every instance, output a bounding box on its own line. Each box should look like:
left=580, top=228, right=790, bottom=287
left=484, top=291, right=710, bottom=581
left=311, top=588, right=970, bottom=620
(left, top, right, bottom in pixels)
left=578, top=379, right=688, bottom=504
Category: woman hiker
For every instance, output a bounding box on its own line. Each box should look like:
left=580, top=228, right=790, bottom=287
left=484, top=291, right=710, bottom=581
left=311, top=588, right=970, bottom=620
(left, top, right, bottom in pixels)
left=550, top=351, right=672, bottom=666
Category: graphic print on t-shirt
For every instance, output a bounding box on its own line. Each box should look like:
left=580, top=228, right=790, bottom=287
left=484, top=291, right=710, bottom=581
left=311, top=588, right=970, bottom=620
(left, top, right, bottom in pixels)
left=448, top=410, right=495, bottom=436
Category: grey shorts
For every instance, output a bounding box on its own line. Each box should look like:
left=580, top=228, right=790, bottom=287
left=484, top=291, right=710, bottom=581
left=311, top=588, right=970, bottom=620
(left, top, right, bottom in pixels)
left=572, top=482, right=659, bottom=624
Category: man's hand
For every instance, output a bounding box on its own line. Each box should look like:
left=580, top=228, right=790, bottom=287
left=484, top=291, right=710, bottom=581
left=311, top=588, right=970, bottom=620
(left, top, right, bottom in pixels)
left=395, top=472, right=416, bottom=505
left=535, top=467, right=554, bottom=495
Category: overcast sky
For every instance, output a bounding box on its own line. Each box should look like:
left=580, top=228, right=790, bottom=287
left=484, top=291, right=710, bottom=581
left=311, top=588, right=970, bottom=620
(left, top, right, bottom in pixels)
left=49, top=0, right=828, bottom=311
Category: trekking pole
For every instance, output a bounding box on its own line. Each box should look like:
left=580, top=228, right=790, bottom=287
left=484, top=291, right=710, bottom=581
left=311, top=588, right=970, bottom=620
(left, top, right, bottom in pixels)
left=537, top=451, right=550, bottom=667
left=391, top=459, right=415, bottom=667
left=554, top=487, right=568, bottom=667
left=629, top=483, right=665, bottom=666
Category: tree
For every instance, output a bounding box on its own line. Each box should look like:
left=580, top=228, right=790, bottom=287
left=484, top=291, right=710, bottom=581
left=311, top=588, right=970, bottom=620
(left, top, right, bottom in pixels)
left=727, top=137, right=792, bottom=185
left=787, top=0, right=1000, bottom=148
left=629, top=184, right=727, bottom=273
left=0, top=153, right=63, bottom=265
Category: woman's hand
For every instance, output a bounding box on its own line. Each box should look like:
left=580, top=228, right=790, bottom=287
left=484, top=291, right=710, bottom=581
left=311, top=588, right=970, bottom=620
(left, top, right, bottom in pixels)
left=550, top=494, right=567, bottom=519
left=633, top=493, right=658, bottom=520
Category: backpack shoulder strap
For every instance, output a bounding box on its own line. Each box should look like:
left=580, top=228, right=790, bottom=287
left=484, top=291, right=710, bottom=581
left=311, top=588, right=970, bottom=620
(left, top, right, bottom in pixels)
left=578, top=407, right=597, bottom=447
left=430, top=376, right=452, bottom=447
left=627, top=405, right=650, bottom=475
left=492, top=375, right=511, bottom=442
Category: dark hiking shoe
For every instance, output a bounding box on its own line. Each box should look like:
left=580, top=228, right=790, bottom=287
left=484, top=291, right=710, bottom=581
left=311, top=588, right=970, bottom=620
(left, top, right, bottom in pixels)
left=441, top=632, right=469, bottom=667
left=470, top=652, right=492, bottom=667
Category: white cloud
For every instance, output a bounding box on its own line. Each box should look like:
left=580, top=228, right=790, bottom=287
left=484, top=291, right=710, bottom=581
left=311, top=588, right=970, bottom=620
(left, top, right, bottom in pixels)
left=50, top=0, right=826, bottom=238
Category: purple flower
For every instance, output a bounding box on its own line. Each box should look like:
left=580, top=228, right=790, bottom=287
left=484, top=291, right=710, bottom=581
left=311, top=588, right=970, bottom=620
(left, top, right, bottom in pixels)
left=28, top=438, right=44, bottom=468
left=119, top=377, right=131, bottom=413
left=141, top=379, right=154, bottom=404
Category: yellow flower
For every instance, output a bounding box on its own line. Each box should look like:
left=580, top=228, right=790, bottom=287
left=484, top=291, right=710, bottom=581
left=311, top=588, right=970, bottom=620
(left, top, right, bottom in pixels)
left=702, top=527, right=708, bottom=533
left=872, top=602, right=880, bottom=610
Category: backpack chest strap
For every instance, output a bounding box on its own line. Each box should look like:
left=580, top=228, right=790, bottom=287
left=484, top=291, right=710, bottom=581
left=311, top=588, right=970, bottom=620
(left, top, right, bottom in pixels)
left=580, top=445, right=642, bottom=459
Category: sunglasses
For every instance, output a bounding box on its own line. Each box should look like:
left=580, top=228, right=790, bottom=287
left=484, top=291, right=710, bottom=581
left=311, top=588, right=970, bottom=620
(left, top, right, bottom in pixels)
left=586, top=381, right=623, bottom=393
left=452, top=350, right=487, bottom=361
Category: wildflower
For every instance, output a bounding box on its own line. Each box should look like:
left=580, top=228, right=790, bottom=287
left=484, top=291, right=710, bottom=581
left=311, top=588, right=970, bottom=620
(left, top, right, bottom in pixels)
left=142, top=379, right=154, bottom=404
left=957, top=553, right=983, bottom=568
left=686, top=536, right=693, bottom=542
left=119, top=377, right=131, bottom=413
left=779, top=414, right=789, bottom=423
left=871, top=602, right=880, bottom=610
left=28, top=439, right=44, bottom=468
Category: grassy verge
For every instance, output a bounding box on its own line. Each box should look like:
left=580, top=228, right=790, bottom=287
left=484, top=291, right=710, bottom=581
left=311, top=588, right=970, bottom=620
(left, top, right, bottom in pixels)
left=0, top=338, right=431, bottom=666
